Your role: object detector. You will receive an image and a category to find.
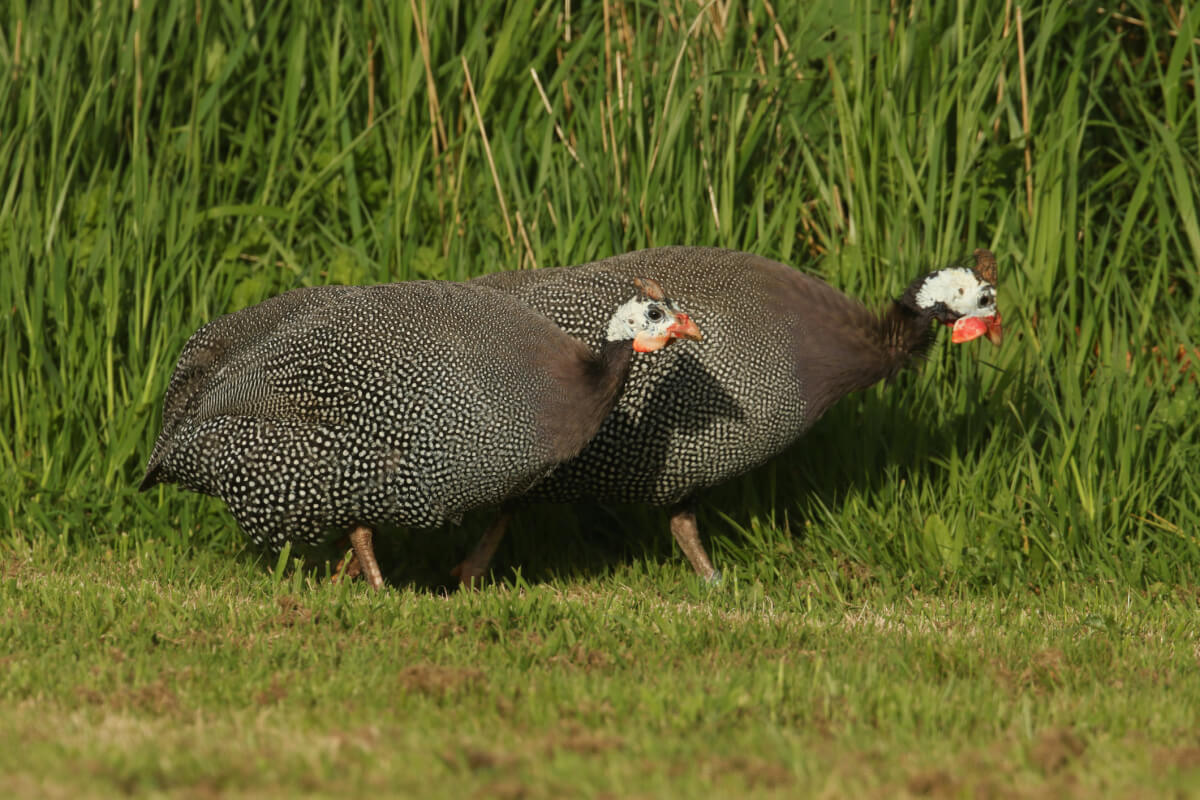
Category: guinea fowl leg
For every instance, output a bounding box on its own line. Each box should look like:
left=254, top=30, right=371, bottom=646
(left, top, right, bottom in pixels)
left=669, top=503, right=720, bottom=583
left=450, top=511, right=512, bottom=588
left=333, top=526, right=385, bottom=590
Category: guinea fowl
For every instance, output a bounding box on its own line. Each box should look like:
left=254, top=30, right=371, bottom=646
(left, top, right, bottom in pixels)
left=139, top=278, right=702, bottom=589
left=462, top=247, right=1002, bottom=582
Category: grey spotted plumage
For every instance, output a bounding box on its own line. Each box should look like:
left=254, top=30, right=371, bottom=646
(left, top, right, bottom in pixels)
left=468, top=246, right=1002, bottom=580
left=140, top=279, right=701, bottom=588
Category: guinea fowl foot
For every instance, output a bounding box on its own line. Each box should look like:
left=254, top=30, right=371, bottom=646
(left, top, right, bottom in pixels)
left=669, top=505, right=719, bottom=582
left=331, top=546, right=362, bottom=583
left=451, top=512, right=512, bottom=589
left=331, top=551, right=357, bottom=582
left=331, top=526, right=385, bottom=590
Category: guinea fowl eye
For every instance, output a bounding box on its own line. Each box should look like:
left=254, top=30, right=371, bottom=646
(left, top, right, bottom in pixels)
left=978, top=294, right=992, bottom=307
left=647, top=307, right=665, bottom=322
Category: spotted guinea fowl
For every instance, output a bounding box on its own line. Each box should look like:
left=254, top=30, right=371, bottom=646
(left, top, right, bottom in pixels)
left=461, top=247, right=1002, bottom=582
left=139, top=278, right=702, bottom=589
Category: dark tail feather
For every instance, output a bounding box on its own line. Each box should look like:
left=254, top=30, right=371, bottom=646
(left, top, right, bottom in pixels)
left=138, top=466, right=160, bottom=491
left=138, top=445, right=168, bottom=491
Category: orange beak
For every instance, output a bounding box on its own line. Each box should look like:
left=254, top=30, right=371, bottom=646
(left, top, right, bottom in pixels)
left=666, top=313, right=702, bottom=343
left=985, top=312, right=1003, bottom=346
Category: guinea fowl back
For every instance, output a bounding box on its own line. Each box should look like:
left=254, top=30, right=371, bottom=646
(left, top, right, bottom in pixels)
left=141, top=286, right=360, bottom=487
left=141, top=282, right=598, bottom=543
left=470, top=245, right=992, bottom=510
left=470, top=247, right=836, bottom=506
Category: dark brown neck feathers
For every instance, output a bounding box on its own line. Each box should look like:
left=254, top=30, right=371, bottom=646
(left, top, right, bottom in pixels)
left=540, top=339, right=637, bottom=463
left=790, top=293, right=937, bottom=427
left=876, top=300, right=937, bottom=382
left=583, top=339, right=637, bottom=415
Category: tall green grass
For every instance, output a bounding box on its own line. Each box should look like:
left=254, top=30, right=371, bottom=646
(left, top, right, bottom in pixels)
left=1, top=0, right=1197, bottom=586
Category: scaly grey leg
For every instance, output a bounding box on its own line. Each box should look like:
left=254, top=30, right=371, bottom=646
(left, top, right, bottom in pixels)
left=669, top=503, right=720, bottom=582
left=342, top=525, right=384, bottom=591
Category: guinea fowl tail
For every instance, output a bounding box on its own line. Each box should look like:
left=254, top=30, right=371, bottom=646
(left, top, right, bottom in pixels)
left=138, top=437, right=172, bottom=491
left=138, top=463, right=162, bottom=491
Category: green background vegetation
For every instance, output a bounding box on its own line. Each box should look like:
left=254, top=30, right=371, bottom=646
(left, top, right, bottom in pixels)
left=2, top=0, right=1198, bottom=796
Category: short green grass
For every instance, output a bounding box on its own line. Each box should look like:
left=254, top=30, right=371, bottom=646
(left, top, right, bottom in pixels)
left=4, top=540, right=1200, bottom=797
left=2, top=0, right=1199, bottom=795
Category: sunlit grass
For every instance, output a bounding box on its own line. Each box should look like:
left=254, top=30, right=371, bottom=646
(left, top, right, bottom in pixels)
left=3, top=539, right=1200, bottom=797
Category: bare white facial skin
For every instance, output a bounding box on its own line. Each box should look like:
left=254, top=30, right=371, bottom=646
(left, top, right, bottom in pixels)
left=605, top=297, right=681, bottom=342
left=916, top=267, right=998, bottom=320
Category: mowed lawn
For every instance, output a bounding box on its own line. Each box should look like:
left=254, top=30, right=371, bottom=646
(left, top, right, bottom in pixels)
left=3, top=538, right=1200, bottom=798
left=3, top=0, right=1200, bottom=796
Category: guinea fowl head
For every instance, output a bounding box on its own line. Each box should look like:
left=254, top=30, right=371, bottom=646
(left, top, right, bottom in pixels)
left=605, top=277, right=703, bottom=353
left=902, top=248, right=1003, bottom=346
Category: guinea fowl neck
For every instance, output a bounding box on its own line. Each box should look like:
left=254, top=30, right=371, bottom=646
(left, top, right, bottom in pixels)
left=864, top=299, right=936, bottom=391
left=542, top=339, right=637, bottom=463
left=589, top=338, right=637, bottom=412
left=799, top=299, right=933, bottom=429
left=876, top=300, right=937, bottom=380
